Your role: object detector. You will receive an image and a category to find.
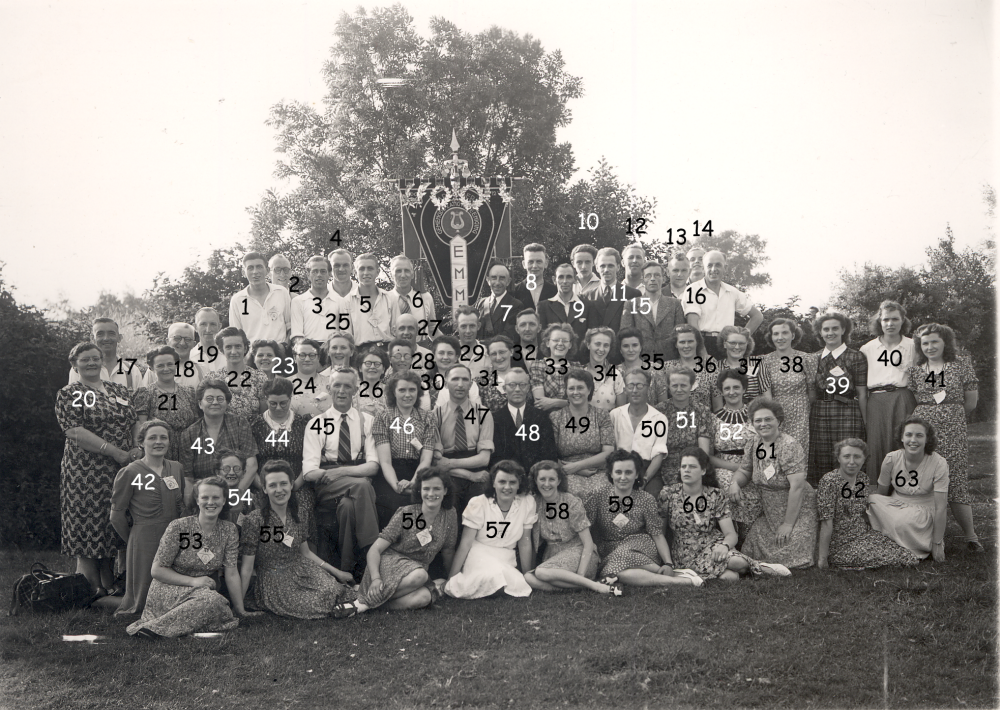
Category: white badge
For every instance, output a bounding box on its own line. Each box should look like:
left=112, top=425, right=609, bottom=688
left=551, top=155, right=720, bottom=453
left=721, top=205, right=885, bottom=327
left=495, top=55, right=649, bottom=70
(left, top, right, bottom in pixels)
left=932, top=390, right=947, bottom=404
left=196, top=548, right=215, bottom=564
left=693, top=511, right=704, bottom=525
left=163, top=476, right=180, bottom=490
left=829, top=366, right=846, bottom=377
left=410, top=438, right=422, bottom=450
left=416, top=529, right=433, bottom=546
left=115, top=396, right=129, bottom=406
left=763, top=464, right=776, bottom=480
left=268, top=307, right=278, bottom=322
left=282, top=534, right=295, bottom=548
left=612, top=513, right=630, bottom=528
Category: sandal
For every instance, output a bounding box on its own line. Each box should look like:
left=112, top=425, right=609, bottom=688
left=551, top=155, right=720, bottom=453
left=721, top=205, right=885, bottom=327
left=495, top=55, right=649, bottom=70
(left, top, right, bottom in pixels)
left=331, top=601, right=360, bottom=620
left=598, top=576, right=619, bottom=587
left=608, top=582, right=624, bottom=596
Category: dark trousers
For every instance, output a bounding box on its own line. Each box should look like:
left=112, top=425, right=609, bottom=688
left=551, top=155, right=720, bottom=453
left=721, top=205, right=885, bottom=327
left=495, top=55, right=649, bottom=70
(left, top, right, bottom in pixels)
left=701, top=331, right=725, bottom=361
left=314, top=475, right=380, bottom=573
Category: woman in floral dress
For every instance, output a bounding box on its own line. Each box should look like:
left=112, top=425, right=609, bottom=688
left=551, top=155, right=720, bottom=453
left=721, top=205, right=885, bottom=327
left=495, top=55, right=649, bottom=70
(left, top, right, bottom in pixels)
left=288, top=338, right=333, bottom=418
left=708, top=369, right=759, bottom=530
left=659, top=447, right=776, bottom=580
left=239, top=461, right=355, bottom=618
left=907, top=323, right=982, bottom=551
left=816, top=438, right=918, bottom=569
left=760, top=317, right=816, bottom=458
left=549, top=369, right=615, bottom=499
left=728, top=398, right=817, bottom=569
left=132, top=345, right=199, bottom=460
left=478, top=336, right=517, bottom=413
left=663, top=325, right=713, bottom=411
left=204, top=326, right=268, bottom=421
left=127, top=476, right=250, bottom=638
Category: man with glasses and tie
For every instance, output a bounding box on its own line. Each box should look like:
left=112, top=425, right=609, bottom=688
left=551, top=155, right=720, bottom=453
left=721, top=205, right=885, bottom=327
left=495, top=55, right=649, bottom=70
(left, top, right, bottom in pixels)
left=301, top=367, right=381, bottom=580
left=388, top=255, right=436, bottom=326
left=490, top=367, right=555, bottom=472
left=476, top=263, right=523, bottom=341
left=433, top=364, right=495, bottom=518
left=138, top=322, right=205, bottom=388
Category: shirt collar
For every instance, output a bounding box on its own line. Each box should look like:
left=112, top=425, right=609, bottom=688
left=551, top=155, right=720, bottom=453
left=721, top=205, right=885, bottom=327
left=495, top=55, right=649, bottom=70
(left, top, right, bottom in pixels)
left=822, top=343, right=848, bottom=359
left=507, top=402, right=525, bottom=419
left=548, top=293, right=581, bottom=304
left=323, top=405, right=360, bottom=422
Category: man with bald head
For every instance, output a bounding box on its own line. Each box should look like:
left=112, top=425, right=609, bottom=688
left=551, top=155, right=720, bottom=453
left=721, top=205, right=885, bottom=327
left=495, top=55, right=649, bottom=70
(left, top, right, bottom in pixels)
left=394, top=313, right=432, bottom=361
left=268, top=254, right=294, bottom=292
left=684, top=250, right=763, bottom=360
left=140, top=322, right=205, bottom=388
left=476, top=263, right=523, bottom=341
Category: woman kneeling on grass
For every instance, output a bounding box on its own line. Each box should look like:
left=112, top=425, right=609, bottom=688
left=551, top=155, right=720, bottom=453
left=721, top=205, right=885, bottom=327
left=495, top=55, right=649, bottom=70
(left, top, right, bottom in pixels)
left=239, top=460, right=356, bottom=618
left=333, top=467, right=458, bottom=618
left=445, top=460, right=537, bottom=599
left=584, top=450, right=702, bottom=588
left=524, top=461, right=620, bottom=595
left=127, top=476, right=252, bottom=639
left=658, top=447, right=782, bottom=581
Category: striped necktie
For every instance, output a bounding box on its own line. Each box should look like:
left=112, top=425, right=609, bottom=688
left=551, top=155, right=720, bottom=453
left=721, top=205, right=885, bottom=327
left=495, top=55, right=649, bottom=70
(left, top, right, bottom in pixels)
left=454, top=407, right=467, bottom=451
left=398, top=293, right=411, bottom=314
left=337, top=412, right=351, bottom=464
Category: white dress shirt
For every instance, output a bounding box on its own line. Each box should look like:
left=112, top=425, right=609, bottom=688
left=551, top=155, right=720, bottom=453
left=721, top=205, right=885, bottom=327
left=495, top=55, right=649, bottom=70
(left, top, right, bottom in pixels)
left=609, top=404, right=669, bottom=461
left=681, top=279, right=753, bottom=333
left=229, top=284, right=291, bottom=343
left=290, top=289, right=348, bottom=341
left=302, top=406, right=378, bottom=471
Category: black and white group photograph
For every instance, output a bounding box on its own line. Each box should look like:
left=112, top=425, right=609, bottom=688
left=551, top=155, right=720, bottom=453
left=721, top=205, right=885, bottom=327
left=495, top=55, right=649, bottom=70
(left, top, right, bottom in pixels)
left=0, top=1, right=995, bottom=708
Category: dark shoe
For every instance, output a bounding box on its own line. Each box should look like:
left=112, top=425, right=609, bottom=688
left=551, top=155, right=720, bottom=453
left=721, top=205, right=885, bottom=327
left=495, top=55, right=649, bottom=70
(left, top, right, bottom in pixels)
left=331, top=601, right=360, bottom=619
left=135, top=628, right=163, bottom=640
left=968, top=540, right=985, bottom=553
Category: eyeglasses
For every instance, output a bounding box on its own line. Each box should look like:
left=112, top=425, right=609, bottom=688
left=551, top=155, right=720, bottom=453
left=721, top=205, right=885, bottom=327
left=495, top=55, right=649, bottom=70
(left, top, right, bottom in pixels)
left=271, top=267, right=292, bottom=275
left=220, top=465, right=243, bottom=473
left=504, top=382, right=530, bottom=390
left=203, top=396, right=227, bottom=404
left=362, top=361, right=383, bottom=368
left=295, top=352, right=318, bottom=359
left=170, top=337, right=194, bottom=344
left=625, top=383, right=647, bottom=391
left=76, top=356, right=103, bottom=365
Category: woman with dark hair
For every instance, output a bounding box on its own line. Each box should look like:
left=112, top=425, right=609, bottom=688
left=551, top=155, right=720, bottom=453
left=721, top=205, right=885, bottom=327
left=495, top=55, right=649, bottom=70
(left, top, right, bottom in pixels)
left=524, top=461, right=617, bottom=595
left=729, top=398, right=816, bottom=569
left=445, top=460, right=537, bottom=599
left=57, top=342, right=140, bottom=593
left=334, top=467, right=459, bottom=617
left=204, top=326, right=268, bottom=420
left=868, top=417, right=950, bottom=560
left=860, top=301, right=917, bottom=485
left=238, top=461, right=355, bottom=618
left=549, top=368, right=615, bottom=499
left=808, top=311, right=868, bottom=486
left=708, top=369, right=759, bottom=532
left=288, top=338, right=332, bottom=417
left=529, top=323, right=582, bottom=412
left=907, top=323, right=982, bottom=551
left=133, top=345, right=199, bottom=459
left=658, top=448, right=772, bottom=581
left=111, top=420, right=184, bottom=615
left=581, top=327, right=626, bottom=411
left=478, top=335, right=517, bottom=412
left=372, top=370, right=438, bottom=527
left=249, top=339, right=283, bottom=382
left=664, top=325, right=712, bottom=410
left=215, top=449, right=255, bottom=523
left=710, top=325, right=772, bottom=410
left=619, top=327, right=669, bottom=407
left=584, top=450, right=702, bottom=587
left=356, top=346, right=389, bottom=415
left=127, top=476, right=250, bottom=638
left=816, top=438, right=919, bottom=569
left=761, top=317, right=817, bottom=458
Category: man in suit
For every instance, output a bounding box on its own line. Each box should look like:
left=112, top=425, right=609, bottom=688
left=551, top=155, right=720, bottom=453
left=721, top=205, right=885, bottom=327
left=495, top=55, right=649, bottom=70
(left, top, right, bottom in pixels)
left=490, top=367, right=555, bottom=470
left=476, top=263, right=523, bottom=341
left=512, top=309, right=542, bottom=366
left=537, top=263, right=594, bottom=346
left=619, top=261, right=687, bottom=361
left=585, top=247, right=641, bottom=364
left=511, top=243, right=556, bottom=310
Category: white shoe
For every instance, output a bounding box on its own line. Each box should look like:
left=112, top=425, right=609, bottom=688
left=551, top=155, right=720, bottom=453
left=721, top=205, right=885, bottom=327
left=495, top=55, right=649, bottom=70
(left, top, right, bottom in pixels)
left=758, top=562, right=791, bottom=577
left=673, top=568, right=704, bottom=587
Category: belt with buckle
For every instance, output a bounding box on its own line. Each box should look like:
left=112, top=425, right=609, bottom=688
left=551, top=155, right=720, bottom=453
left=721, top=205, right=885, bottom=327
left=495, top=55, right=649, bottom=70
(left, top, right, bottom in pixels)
left=869, top=385, right=898, bottom=393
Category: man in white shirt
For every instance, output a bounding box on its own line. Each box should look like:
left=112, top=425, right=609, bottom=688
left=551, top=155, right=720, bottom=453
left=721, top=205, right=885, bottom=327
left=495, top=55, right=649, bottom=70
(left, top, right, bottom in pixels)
left=68, top=317, right=141, bottom=391
left=328, top=248, right=355, bottom=299
left=609, top=370, right=669, bottom=491
left=666, top=254, right=691, bottom=300
left=268, top=254, right=293, bottom=291
left=229, top=251, right=291, bottom=344
left=684, top=250, right=763, bottom=361
left=344, top=252, right=394, bottom=348
left=387, top=254, right=436, bottom=325
left=291, top=255, right=348, bottom=340
left=139, top=322, right=204, bottom=388
left=571, top=244, right=601, bottom=297
left=428, top=335, right=480, bottom=409
left=301, top=367, right=381, bottom=576
left=192, top=307, right=222, bottom=367
left=622, top=243, right=647, bottom=294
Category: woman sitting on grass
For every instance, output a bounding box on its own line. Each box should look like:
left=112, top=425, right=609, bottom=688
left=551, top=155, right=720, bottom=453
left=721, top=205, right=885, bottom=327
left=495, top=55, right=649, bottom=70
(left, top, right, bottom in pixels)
left=524, top=461, right=619, bottom=595
left=445, top=460, right=537, bottom=599
left=334, top=467, right=458, bottom=618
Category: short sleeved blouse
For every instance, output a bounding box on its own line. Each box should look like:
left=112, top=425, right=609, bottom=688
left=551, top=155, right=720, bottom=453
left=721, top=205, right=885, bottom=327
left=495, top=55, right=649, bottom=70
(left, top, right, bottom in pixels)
left=738, top=432, right=807, bottom=490
left=372, top=407, right=439, bottom=460
left=878, top=450, right=949, bottom=496
left=461, top=494, right=537, bottom=549
left=550, top=405, right=614, bottom=459
left=907, top=357, right=978, bottom=406
left=154, top=516, right=239, bottom=576
left=378, top=504, right=459, bottom=566
left=533, top=492, right=590, bottom=544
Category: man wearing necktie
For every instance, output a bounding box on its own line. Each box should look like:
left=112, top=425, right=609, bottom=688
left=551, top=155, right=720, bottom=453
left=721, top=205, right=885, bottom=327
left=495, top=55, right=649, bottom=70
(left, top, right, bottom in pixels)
left=476, top=264, right=523, bottom=341
left=389, top=255, right=437, bottom=325
left=586, top=247, right=642, bottom=360
left=489, top=367, right=555, bottom=472
left=511, top=243, right=557, bottom=309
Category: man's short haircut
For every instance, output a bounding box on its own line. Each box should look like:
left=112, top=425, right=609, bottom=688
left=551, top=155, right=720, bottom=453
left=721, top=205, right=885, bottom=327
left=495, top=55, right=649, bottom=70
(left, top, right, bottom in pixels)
left=554, top=262, right=576, bottom=273
left=515, top=308, right=539, bottom=323
left=488, top=262, right=510, bottom=277
left=92, top=317, right=119, bottom=330
left=622, top=243, right=646, bottom=255
left=305, top=255, right=333, bottom=272
left=242, top=251, right=266, bottom=266
left=268, top=254, right=290, bottom=267
left=195, top=307, right=219, bottom=320
left=354, top=252, right=378, bottom=267
left=455, top=305, right=479, bottom=320
left=329, top=248, right=356, bottom=263
left=596, top=247, right=622, bottom=266
left=389, top=254, right=413, bottom=270
left=570, top=244, right=598, bottom=260
left=522, top=243, right=547, bottom=255
left=387, top=337, right=415, bottom=355
left=642, top=260, right=664, bottom=274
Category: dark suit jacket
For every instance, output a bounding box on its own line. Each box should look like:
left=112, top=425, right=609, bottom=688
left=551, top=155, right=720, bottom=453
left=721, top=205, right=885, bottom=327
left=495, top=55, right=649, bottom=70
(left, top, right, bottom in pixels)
left=491, top=404, right=556, bottom=470
left=619, top=294, right=687, bottom=361
left=511, top=279, right=557, bottom=313
left=537, top=297, right=595, bottom=347
left=586, top=283, right=643, bottom=332
left=476, top=291, right=523, bottom=341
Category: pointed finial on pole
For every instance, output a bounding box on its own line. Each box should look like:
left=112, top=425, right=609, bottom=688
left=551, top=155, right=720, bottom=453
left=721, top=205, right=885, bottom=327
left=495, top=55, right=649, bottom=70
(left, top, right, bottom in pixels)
left=450, top=129, right=460, bottom=152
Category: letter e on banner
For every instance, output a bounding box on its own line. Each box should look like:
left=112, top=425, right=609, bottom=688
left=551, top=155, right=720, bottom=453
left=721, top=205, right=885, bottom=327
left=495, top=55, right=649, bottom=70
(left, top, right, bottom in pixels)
left=451, top=237, right=469, bottom=308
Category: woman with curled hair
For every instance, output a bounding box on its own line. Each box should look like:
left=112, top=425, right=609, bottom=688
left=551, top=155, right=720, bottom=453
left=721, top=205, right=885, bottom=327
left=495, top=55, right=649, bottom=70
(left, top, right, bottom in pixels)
left=249, top=339, right=283, bottom=382
left=761, top=317, right=817, bottom=458
left=355, top=346, right=389, bottom=415
left=583, top=450, right=702, bottom=587
left=321, top=332, right=356, bottom=375
left=654, top=368, right=712, bottom=489
left=906, top=323, right=982, bottom=551
left=478, top=335, right=518, bottom=413
left=132, top=345, right=199, bottom=461
left=664, top=325, right=713, bottom=411
left=445, top=460, right=537, bottom=599
left=581, top=327, right=626, bottom=411
left=816, top=438, right=918, bottom=569
left=711, top=325, right=772, bottom=410
left=524, top=461, right=618, bottom=595
left=111, top=419, right=185, bottom=615
left=867, top=417, right=950, bottom=560
left=334, top=468, right=459, bottom=617
left=204, top=326, right=268, bottom=420
left=708, top=369, right=760, bottom=535
left=549, top=368, right=615, bottom=499
left=238, top=461, right=355, bottom=618
left=618, top=327, right=669, bottom=407
left=808, top=311, right=868, bottom=487
left=286, top=338, right=332, bottom=417
left=729, top=398, right=816, bottom=569
left=127, top=476, right=251, bottom=638
left=529, top=323, right=582, bottom=412
left=57, top=342, right=140, bottom=594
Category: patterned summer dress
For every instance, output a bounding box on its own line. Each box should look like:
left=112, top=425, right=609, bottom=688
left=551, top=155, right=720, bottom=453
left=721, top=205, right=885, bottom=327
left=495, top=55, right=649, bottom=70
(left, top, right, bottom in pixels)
left=358, top=504, right=458, bottom=609
left=761, top=349, right=816, bottom=458
left=907, top=357, right=978, bottom=505
left=654, top=400, right=712, bottom=485
left=584, top=484, right=664, bottom=577
left=133, top=383, right=199, bottom=460
left=240, top=507, right=355, bottom=618
left=528, top=359, right=584, bottom=400
left=709, top=407, right=759, bottom=524
left=532, top=492, right=599, bottom=578
left=808, top=347, right=867, bottom=486
left=657, top=483, right=762, bottom=579
left=126, top=516, right=240, bottom=637
left=55, top=381, right=137, bottom=558
left=816, top=470, right=918, bottom=569
left=204, top=367, right=268, bottom=420
left=549, top=405, right=614, bottom=499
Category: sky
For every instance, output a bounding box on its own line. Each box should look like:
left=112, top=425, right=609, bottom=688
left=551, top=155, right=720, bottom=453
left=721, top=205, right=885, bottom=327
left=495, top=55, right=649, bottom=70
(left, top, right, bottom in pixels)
left=0, top=0, right=994, bottom=312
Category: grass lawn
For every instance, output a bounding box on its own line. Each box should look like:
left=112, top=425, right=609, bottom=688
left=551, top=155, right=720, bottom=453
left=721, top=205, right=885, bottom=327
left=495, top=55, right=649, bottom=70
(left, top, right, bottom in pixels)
left=1, top=423, right=996, bottom=709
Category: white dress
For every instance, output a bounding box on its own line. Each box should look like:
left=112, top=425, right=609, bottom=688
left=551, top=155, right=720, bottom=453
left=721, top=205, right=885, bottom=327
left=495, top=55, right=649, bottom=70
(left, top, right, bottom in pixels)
left=444, top=494, right=538, bottom=599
